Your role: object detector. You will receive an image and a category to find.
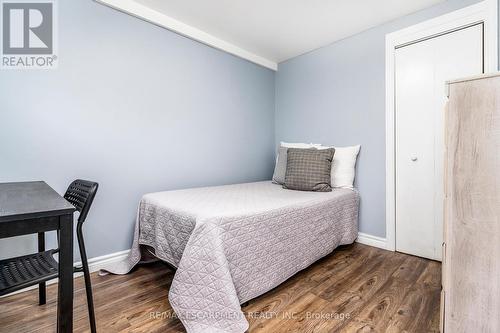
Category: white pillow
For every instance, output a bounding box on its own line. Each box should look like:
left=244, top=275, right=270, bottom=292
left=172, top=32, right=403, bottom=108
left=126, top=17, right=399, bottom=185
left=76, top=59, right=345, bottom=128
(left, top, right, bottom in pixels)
left=319, top=145, right=361, bottom=188
left=280, top=141, right=322, bottom=148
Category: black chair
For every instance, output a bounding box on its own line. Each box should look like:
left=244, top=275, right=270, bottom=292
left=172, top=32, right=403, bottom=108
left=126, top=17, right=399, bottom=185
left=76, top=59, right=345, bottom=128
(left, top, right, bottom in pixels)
left=0, top=180, right=98, bottom=333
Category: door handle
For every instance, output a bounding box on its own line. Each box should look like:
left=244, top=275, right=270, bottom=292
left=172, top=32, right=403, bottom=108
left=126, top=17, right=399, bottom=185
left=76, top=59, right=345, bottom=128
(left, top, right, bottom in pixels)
left=411, top=156, right=418, bottom=162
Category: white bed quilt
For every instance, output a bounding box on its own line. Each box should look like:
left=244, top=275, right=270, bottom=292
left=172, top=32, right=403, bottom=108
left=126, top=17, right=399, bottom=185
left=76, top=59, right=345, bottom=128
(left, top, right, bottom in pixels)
left=103, top=181, right=359, bottom=333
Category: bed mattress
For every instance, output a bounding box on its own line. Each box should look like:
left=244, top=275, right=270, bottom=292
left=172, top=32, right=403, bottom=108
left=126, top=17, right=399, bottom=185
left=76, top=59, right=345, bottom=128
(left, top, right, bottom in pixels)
left=103, top=181, right=359, bottom=333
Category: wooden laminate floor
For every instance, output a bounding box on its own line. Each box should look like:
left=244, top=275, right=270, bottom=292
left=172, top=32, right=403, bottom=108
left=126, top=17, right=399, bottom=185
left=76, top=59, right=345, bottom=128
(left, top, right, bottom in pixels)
left=0, top=244, right=441, bottom=333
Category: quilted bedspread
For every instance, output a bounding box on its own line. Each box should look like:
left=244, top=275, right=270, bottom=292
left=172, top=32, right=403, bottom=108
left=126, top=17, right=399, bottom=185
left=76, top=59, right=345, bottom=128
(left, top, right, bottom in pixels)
left=102, top=181, right=359, bottom=333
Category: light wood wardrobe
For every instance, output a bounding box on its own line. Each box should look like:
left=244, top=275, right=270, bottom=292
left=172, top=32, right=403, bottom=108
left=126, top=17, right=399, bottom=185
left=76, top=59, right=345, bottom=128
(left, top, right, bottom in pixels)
left=441, top=73, right=500, bottom=332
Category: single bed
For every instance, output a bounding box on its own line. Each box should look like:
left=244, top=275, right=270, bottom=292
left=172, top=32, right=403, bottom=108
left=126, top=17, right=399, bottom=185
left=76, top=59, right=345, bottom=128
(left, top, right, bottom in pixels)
left=103, top=181, right=359, bottom=333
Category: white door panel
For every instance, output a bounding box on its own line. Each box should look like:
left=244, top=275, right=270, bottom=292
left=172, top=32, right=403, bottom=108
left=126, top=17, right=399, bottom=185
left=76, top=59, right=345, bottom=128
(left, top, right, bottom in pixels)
left=395, top=24, right=483, bottom=260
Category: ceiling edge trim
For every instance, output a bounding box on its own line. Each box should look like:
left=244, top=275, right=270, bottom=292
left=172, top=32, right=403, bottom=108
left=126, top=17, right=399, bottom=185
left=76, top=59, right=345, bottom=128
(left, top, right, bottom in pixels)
left=95, top=0, right=278, bottom=71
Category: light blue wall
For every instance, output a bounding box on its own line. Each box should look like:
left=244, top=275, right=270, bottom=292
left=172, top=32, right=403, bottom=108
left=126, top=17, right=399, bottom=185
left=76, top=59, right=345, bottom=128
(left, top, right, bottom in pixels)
left=275, top=0, right=492, bottom=238
left=0, top=0, right=275, bottom=260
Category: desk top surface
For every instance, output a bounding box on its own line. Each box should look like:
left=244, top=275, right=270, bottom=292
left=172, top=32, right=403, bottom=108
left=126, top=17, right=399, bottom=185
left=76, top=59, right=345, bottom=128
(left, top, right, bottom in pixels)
left=0, top=181, right=75, bottom=223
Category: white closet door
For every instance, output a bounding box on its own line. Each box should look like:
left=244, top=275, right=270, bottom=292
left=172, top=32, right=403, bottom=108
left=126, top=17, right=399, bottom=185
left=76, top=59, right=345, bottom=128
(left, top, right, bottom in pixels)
left=395, top=24, right=483, bottom=260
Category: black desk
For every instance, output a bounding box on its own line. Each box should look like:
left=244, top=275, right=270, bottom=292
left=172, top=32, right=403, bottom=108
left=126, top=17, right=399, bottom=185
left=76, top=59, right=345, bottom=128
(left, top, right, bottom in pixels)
left=0, top=181, right=76, bottom=332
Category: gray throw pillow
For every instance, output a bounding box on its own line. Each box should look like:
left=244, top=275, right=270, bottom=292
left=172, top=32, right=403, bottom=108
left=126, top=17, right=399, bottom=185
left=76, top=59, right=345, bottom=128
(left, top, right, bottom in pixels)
left=284, top=148, right=335, bottom=192
left=272, top=146, right=288, bottom=185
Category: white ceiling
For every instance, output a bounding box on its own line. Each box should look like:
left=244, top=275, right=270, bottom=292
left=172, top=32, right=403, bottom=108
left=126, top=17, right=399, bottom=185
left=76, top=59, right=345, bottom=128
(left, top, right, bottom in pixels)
left=101, top=0, right=446, bottom=69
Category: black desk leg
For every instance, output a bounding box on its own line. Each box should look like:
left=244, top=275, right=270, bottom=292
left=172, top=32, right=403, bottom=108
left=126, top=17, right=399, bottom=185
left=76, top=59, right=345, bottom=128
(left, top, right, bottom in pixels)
left=57, top=214, right=74, bottom=333
left=38, top=232, right=46, bottom=305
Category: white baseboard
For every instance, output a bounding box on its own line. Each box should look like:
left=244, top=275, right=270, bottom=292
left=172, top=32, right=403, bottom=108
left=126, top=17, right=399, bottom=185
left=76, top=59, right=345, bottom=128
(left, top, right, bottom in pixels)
left=76, top=249, right=130, bottom=273
left=356, top=232, right=388, bottom=250
left=1, top=249, right=130, bottom=297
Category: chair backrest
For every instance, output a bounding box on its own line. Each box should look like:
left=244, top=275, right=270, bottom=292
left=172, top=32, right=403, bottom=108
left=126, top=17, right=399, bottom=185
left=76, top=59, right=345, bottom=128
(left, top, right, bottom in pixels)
left=64, top=180, right=98, bottom=224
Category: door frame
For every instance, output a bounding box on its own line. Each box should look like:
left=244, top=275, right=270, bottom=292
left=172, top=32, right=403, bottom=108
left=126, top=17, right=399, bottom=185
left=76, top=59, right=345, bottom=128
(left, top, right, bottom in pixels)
left=385, top=0, right=498, bottom=252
